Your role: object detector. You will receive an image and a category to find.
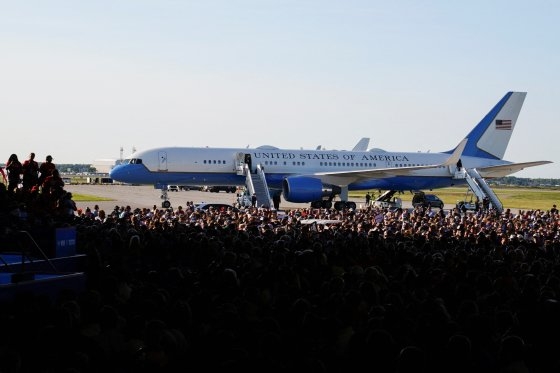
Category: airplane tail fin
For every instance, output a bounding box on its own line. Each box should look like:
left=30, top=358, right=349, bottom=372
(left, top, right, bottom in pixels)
left=447, top=91, right=526, bottom=160
left=352, top=137, right=370, bottom=151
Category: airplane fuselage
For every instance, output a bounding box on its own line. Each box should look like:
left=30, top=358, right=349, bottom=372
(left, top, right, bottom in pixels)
left=110, top=145, right=506, bottom=192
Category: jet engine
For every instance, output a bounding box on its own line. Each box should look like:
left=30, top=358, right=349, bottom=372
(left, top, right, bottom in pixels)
left=282, top=176, right=340, bottom=203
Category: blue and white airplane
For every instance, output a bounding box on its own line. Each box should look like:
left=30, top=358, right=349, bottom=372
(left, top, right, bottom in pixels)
left=110, top=92, right=551, bottom=209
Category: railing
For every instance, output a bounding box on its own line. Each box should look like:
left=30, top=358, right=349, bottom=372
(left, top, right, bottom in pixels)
left=16, top=230, right=59, bottom=273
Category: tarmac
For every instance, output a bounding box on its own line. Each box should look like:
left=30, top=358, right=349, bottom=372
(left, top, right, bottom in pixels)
left=64, top=184, right=323, bottom=212
left=64, top=184, right=425, bottom=213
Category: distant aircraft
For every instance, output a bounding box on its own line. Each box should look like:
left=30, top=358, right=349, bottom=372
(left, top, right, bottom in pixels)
left=110, top=92, right=551, bottom=210
left=351, top=137, right=370, bottom=151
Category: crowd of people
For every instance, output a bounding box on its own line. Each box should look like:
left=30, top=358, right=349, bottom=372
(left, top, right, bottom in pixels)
left=1, top=165, right=560, bottom=371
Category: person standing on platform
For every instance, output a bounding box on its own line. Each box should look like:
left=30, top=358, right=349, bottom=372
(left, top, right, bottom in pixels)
left=5, top=154, right=22, bottom=194
left=22, top=152, right=39, bottom=192
left=38, top=155, right=56, bottom=187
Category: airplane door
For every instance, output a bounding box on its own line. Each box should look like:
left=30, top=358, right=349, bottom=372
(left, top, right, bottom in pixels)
left=244, top=153, right=253, bottom=173
left=158, top=151, right=168, bottom=171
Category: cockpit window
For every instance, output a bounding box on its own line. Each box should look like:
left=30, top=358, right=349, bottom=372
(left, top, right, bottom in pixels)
left=126, top=158, right=143, bottom=165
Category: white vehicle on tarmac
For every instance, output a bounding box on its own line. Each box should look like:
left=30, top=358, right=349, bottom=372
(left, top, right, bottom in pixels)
left=373, top=190, right=403, bottom=210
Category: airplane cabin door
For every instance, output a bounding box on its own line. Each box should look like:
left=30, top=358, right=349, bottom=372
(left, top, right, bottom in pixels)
left=158, top=151, right=168, bottom=171
left=244, top=153, right=253, bottom=173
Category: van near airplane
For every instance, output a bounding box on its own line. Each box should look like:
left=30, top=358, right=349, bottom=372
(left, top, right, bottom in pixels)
left=109, top=92, right=551, bottom=210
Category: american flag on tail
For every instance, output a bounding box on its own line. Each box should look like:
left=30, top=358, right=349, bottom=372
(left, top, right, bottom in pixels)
left=495, top=119, right=512, bottom=130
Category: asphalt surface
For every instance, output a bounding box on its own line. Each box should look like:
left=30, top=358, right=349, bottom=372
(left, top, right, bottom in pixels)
left=64, top=184, right=425, bottom=214
left=64, top=184, right=321, bottom=212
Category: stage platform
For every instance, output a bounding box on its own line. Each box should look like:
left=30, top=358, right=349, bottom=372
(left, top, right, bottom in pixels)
left=0, top=226, right=87, bottom=302
left=0, top=253, right=86, bottom=302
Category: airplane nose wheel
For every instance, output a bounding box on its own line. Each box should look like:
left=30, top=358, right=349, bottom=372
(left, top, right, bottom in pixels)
left=160, top=188, right=171, bottom=208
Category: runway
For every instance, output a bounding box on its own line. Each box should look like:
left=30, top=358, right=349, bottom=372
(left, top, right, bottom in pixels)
left=64, top=184, right=321, bottom=212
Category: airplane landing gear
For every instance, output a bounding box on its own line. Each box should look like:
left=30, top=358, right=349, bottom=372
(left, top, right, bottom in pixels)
left=334, top=201, right=357, bottom=210
left=311, top=200, right=356, bottom=210
left=160, top=187, right=171, bottom=208
left=309, top=187, right=355, bottom=210
left=311, top=200, right=333, bottom=209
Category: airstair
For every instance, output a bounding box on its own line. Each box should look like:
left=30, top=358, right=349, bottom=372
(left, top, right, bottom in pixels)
left=242, top=164, right=272, bottom=208
left=463, top=168, right=503, bottom=213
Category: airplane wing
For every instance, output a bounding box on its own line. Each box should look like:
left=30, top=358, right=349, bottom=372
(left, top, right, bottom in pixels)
left=477, top=161, right=552, bottom=178
left=312, top=139, right=468, bottom=186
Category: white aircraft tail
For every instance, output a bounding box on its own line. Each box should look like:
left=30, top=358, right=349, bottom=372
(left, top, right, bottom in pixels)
left=449, top=91, right=526, bottom=160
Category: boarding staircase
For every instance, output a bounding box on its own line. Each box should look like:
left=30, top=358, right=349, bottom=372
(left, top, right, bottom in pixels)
left=243, top=164, right=272, bottom=208
left=463, top=168, right=503, bottom=213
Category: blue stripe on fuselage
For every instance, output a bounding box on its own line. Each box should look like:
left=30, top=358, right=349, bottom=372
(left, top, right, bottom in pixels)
left=110, top=164, right=466, bottom=192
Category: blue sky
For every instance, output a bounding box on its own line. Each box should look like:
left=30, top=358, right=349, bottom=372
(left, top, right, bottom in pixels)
left=1, top=0, right=558, bottom=178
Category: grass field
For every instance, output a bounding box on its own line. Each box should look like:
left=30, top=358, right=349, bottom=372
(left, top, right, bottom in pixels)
left=351, top=186, right=560, bottom=211
left=71, top=194, right=113, bottom=202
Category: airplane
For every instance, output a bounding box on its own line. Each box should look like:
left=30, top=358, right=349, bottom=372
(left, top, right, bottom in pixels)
left=109, top=91, right=551, bottom=210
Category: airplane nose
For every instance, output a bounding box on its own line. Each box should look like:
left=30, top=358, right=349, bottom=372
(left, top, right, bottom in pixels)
left=109, top=165, right=124, bottom=181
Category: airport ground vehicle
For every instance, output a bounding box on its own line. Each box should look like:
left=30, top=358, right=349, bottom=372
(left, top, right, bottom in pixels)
left=456, top=200, right=478, bottom=212
left=195, top=203, right=239, bottom=212
left=412, top=191, right=444, bottom=209
left=373, top=190, right=403, bottom=210
left=168, top=185, right=180, bottom=192
left=180, top=185, right=203, bottom=191
left=456, top=189, right=479, bottom=212
left=203, top=186, right=237, bottom=193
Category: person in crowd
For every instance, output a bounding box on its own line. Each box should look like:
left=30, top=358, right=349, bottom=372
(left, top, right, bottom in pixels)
left=21, top=152, right=39, bottom=192
left=95, top=209, right=106, bottom=222
left=56, top=191, right=77, bottom=219
left=91, top=204, right=100, bottom=217
left=5, top=153, right=22, bottom=193
left=41, top=168, right=65, bottom=208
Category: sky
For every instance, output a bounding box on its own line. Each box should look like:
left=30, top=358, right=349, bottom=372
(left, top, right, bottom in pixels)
left=1, top=0, right=558, bottom=178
